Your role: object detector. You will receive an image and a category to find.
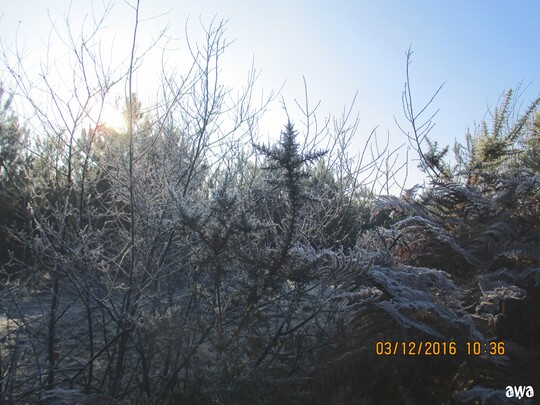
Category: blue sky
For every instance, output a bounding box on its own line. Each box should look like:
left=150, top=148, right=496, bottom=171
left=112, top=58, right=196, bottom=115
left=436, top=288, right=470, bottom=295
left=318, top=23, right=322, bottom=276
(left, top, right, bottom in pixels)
left=1, top=1, right=539, bottom=187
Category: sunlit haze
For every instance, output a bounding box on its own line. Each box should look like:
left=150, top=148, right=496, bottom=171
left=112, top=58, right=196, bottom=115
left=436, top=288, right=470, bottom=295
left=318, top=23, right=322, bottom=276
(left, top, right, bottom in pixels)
left=99, top=103, right=126, bottom=132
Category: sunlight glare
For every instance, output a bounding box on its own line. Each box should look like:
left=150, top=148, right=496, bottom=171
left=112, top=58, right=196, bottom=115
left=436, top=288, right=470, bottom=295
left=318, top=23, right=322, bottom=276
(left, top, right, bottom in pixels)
left=100, top=104, right=126, bottom=132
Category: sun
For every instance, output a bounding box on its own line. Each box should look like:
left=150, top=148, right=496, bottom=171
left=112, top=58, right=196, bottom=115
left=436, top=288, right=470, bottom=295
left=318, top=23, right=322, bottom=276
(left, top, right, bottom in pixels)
left=99, top=103, right=126, bottom=132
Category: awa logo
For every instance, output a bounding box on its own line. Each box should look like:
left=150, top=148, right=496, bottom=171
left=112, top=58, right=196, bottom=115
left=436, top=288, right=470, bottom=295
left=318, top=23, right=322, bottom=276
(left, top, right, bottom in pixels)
left=506, top=385, right=534, bottom=399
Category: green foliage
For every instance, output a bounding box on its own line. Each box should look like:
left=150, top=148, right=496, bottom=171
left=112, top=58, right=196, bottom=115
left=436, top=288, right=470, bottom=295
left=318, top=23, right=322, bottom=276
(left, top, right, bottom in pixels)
left=254, top=122, right=326, bottom=208
left=521, top=110, right=540, bottom=171
left=456, top=89, right=540, bottom=181
left=253, top=122, right=326, bottom=267
left=422, top=138, right=452, bottom=180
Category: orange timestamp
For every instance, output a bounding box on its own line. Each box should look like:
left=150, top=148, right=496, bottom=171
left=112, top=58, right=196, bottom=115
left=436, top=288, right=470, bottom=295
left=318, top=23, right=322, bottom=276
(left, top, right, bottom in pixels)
left=375, top=341, right=505, bottom=356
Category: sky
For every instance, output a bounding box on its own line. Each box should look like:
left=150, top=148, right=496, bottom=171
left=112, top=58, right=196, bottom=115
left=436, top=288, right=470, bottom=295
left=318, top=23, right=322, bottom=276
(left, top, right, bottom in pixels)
left=1, top=1, right=539, bottom=190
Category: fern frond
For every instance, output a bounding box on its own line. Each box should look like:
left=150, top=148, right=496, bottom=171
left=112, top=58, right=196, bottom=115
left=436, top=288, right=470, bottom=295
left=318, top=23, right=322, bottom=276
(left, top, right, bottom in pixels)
left=372, top=194, right=423, bottom=218
left=330, top=287, right=382, bottom=308
left=393, top=216, right=477, bottom=267
left=367, top=264, right=480, bottom=339
left=480, top=221, right=516, bottom=242
left=425, top=182, right=494, bottom=220
left=495, top=249, right=540, bottom=264
left=320, top=248, right=373, bottom=292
